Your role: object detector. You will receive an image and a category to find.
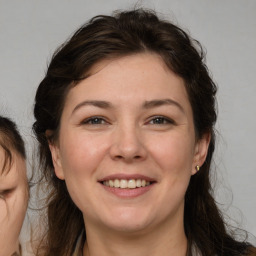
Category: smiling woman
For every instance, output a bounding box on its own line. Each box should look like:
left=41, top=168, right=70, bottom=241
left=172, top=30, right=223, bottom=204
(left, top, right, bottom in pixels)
left=0, top=116, right=28, bottom=256
left=50, top=53, right=202, bottom=238
left=32, top=8, right=255, bottom=256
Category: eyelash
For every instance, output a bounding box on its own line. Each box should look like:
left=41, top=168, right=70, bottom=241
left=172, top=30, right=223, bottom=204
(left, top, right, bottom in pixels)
left=80, top=115, right=175, bottom=126
left=0, top=189, right=14, bottom=199
left=147, top=116, right=175, bottom=125
left=81, top=116, right=108, bottom=125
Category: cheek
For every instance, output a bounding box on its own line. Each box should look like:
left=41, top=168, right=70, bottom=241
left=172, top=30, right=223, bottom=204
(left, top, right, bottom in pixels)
left=59, top=135, right=109, bottom=206
left=0, top=199, right=8, bottom=222
left=61, top=135, right=108, bottom=177
left=150, top=135, right=194, bottom=217
left=9, top=189, right=28, bottom=227
left=0, top=190, right=27, bottom=251
left=149, top=133, right=195, bottom=173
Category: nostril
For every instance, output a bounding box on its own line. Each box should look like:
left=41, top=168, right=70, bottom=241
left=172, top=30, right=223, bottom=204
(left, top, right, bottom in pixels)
left=110, top=142, right=147, bottom=161
left=113, top=155, right=142, bottom=161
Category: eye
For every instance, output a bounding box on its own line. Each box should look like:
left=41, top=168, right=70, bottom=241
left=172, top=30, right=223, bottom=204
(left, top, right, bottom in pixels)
left=0, top=188, right=14, bottom=200
left=81, top=116, right=108, bottom=125
left=148, top=116, right=175, bottom=125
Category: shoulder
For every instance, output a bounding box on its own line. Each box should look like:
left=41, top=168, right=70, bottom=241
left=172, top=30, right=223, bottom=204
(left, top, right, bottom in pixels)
left=247, top=247, right=256, bottom=256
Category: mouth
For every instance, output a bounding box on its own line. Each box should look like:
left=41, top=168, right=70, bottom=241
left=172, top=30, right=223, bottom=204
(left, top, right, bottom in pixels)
left=100, top=179, right=154, bottom=189
left=98, top=174, right=156, bottom=197
left=98, top=175, right=156, bottom=198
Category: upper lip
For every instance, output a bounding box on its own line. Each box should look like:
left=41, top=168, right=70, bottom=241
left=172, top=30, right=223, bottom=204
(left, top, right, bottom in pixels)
left=98, top=173, right=156, bottom=182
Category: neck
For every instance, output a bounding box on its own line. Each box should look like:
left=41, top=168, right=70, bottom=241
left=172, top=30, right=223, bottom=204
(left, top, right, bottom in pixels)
left=83, top=214, right=187, bottom=256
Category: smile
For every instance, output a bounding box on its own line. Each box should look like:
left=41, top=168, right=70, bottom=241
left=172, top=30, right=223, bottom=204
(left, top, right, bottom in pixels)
left=102, top=179, right=151, bottom=189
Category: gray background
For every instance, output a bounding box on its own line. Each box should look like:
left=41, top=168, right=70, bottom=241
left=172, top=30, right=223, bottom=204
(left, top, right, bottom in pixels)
left=0, top=0, right=255, bottom=251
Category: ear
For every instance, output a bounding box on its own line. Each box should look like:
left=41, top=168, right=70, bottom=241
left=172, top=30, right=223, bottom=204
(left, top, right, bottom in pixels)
left=46, top=131, right=65, bottom=180
left=191, top=132, right=211, bottom=175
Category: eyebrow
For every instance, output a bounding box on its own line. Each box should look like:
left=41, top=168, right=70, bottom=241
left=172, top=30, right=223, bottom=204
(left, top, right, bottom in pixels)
left=72, top=100, right=113, bottom=114
left=143, top=99, right=185, bottom=113
left=72, top=98, right=184, bottom=114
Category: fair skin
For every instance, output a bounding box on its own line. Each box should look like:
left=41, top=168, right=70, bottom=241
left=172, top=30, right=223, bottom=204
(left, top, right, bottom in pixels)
left=50, top=53, right=210, bottom=256
left=0, top=146, right=28, bottom=256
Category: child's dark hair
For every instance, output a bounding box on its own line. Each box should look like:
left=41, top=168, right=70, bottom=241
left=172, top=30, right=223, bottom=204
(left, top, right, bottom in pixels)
left=0, top=116, right=26, bottom=174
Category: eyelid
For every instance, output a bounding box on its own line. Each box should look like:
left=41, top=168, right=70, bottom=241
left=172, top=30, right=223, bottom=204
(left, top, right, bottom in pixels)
left=146, top=115, right=176, bottom=125
left=0, top=188, right=15, bottom=199
left=81, top=116, right=109, bottom=125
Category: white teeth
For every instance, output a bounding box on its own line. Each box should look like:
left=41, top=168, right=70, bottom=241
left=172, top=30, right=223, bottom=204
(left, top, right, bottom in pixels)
left=114, top=179, right=120, bottom=188
left=120, top=179, right=127, bottom=188
left=128, top=179, right=136, bottom=188
left=136, top=179, right=142, bottom=187
left=102, top=179, right=151, bottom=189
left=109, top=180, right=114, bottom=187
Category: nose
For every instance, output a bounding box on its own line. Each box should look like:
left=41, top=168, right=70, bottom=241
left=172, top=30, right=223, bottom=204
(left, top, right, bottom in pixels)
left=109, top=124, right=147, bottom=162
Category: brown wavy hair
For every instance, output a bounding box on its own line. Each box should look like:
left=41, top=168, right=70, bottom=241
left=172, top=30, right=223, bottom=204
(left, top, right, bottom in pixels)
left=33, top=9, right=253, bottom=256
left=0, top=116, right=26, bottom=174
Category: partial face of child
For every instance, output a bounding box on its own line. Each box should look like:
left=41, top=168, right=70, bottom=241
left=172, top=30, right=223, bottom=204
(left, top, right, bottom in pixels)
left=0, top=146, right=28, bottom=255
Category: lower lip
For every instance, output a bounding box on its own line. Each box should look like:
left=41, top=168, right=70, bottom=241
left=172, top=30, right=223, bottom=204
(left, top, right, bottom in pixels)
left=100, top=183, right=154, bottom=198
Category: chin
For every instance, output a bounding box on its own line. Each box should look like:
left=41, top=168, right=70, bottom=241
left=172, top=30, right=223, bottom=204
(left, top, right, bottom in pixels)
left=106, top=220, right=151, bottom=234
left=101, top=208, right=154, bottom=233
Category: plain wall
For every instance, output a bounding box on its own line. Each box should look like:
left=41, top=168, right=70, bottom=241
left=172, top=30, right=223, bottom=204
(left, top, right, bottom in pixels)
left=0, top=0, right=255, bottom=252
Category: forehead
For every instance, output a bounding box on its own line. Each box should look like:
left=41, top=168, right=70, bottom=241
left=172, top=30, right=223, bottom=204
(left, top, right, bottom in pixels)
left=0, top=147, right=26, bottom=184
left=66, top=53, right=190, bottom=108
left=88, top=53, right=170, bottom=76
left=0, top=144, right=10, bottom=175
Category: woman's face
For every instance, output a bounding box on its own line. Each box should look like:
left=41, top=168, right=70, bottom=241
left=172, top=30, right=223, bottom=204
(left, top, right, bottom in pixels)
left=0, top=148, right=28, bottom=255
left=50, top=53, right=209, bottom=235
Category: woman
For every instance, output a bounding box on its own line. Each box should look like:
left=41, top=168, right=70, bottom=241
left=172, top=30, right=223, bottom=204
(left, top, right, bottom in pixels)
left=0, top=116, right=28, bottom=256
left=33, top=9, right=255, bottom=256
